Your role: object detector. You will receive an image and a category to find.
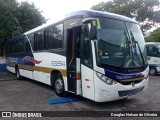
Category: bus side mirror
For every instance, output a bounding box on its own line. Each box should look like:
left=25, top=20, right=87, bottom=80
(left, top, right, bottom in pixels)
left=89, top=26, right=97, bottom=40
left=82, top=18, right=97, bottom=40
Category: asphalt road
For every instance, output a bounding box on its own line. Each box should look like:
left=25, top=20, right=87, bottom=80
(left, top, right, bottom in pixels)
left=0, top=72, right=160, bottom=120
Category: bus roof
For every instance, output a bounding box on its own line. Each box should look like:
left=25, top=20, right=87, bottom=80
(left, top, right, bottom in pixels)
left=25, top=10, right=137, bottom=35
left=6, top=10, right=137, bottom=44
left=65, top=10, right=137, bottom=23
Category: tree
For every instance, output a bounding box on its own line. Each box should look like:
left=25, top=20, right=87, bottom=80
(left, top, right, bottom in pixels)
left=91, top=0, right=160, bottom=32
left=16, top=2, right=46, bottom=33
left=0, top=0, right=46, bottom=56
left=0, top=0, right=19, bottom=55
left=145, top=28, right=160, bottom=42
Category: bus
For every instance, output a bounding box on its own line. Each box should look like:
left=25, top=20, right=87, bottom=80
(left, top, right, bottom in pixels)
left=146, top=42, right=160, bottom=76
left=5, top=10, right=149, bottom=102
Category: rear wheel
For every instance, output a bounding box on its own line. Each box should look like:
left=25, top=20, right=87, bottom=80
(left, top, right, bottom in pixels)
left=149, top=67, right=157, bottom=76
left=53, top=73, right=68, bottom=97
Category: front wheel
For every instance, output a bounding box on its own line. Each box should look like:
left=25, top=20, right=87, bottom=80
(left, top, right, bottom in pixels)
left=149, top=67, right=157, bottom=76
left=53, top=73, right=68, bottom=97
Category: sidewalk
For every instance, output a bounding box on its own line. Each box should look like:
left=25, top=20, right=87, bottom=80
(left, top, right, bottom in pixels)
left=0, top=71, right=16, bottom=81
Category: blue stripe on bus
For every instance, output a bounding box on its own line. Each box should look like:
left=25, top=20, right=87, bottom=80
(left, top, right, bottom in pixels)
left=6, top=52, right=35, bottom=66
left=105, top=70, right=143, bottom=81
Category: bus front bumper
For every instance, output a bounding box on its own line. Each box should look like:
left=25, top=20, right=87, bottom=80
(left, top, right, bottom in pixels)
left=94, top=75, right=149, bottom=102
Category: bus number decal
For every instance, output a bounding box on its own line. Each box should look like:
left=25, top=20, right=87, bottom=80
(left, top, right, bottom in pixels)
left=51, top=61, right=65, bottom=66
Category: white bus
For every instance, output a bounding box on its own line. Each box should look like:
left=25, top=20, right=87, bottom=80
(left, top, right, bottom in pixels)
left=6, top=10, right=149, bottom=102
left=146, top=42, right=160, bottom=75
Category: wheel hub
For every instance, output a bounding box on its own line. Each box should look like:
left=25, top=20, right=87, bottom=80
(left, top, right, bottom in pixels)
left=55, top=78, right=63, bottom=93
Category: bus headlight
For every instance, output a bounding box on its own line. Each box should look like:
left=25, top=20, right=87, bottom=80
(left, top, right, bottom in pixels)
left=96, top=72, right=118, bottom=85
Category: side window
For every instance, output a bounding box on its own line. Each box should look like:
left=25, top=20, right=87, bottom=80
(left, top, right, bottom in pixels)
left=44, top=23, right=63, bottom=50
left=34, top=31, right=43, bottom=51
left=146, top=45, right=158, bottom=57
left=54, top=24, right=63, bottom=49
left=75, top=28, right=81, bottom=58
left=26, top=41, right=31, bottom=52
left=82, top=25, right=92, bottom=67
left=44, top=28, right=54, bottom=49
left=24, top=37, right=31, bottom=52
left=15, top=40, right=24, bottom=53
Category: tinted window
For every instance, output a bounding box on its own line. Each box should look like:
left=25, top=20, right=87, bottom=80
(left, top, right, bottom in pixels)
left=15, top=39, right=24, bottom=53
left=96, top=18, right=146, bottom=68
left=24, top=37, right=31, bottom=52
left=34, top=31, right=43, bottom=51
left=126, top=22, right=147, bottom=63
left=82, top=25, right=92, bottom=67
left=146, top=45, right=159, bottom=57
left=44, top=23, right=63, bottom=49
left=97, top=18, right=128, bottom=67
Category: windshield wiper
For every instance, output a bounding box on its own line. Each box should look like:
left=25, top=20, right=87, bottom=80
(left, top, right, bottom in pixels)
left=121, top=31, right=130, bottom=68
left=130, top=31, right=145, bottom=66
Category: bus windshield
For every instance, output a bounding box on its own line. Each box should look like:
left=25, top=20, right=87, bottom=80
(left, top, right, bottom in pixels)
left=96, top=18, right=147, bottom=68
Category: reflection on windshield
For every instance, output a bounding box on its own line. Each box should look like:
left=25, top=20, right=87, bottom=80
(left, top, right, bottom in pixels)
left=97, top=29, right=128, bottom=67
left=157, top=44, right=160, bottom=49
left=96, top=18, right=147, bottom=68
left=126, top=23, right=147, bottom=65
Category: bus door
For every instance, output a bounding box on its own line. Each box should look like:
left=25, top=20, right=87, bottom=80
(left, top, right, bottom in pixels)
left=80, top=25, right=94, bottom=100
left=67, top=27, right=81, bottom=94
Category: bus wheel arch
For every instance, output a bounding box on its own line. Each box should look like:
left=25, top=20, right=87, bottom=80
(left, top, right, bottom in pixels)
left=149, top=66, right=157, bottom=76
left=51, top=70, right=68, bottom=97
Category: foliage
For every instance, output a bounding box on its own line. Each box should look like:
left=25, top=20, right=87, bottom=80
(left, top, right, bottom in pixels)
left=91, top=0, right=160, bottom=32
left=16, top=2, right=46, bottom=33
left=0, top=0, right=46, bottom=55
left=145, top=28, right=160, bottom=42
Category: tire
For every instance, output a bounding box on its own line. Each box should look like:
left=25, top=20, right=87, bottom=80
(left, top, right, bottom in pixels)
left=149, top=67, right=157, bottom=76
left=53, top=73, right=68, bottom=97
left=15, top=67, right=22, bottom=80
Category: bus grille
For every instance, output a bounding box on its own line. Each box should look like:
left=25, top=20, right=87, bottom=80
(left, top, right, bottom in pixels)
left=118, top=87, right=144, bottom=97
left=119, top=80, right=143, bottom=85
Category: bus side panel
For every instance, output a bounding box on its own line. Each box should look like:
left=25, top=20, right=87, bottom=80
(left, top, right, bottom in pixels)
left=76, top=58, right=82, bottom=95
left=81, top=64, right=94, bottom=100
left=6, top=66, right=15, bottom=73
left=25, top=70, right=33, bottom=79
left=32, top=52, right=67, bottom=86
left=19, top=68, right=26, bottom=77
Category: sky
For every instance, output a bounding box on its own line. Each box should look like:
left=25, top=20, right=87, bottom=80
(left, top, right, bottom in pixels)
left=17, top=0, right=105, bottom=23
